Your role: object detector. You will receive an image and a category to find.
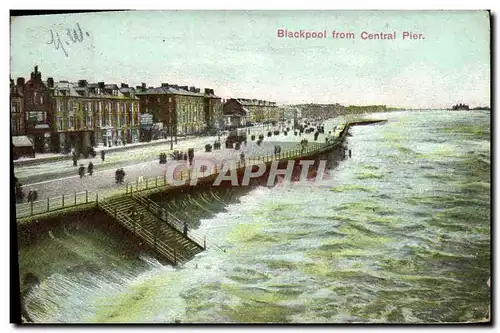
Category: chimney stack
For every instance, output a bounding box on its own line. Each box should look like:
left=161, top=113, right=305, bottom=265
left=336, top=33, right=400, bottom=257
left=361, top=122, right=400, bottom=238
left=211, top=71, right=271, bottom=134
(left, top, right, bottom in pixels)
left=98, top=82, right=105, bottom=89
left=17, top=77, right=25, bottom=87
left=195, top=88, right=200, bottom=93
left=179, top=85, right=188, bottom=91
left=47, top=77, right=54, bottom=88
left=141, top=82, right=146, bottom=89
left=189, top=86, right=195, bottom=92
left=78, top=80, right=88, bottom=87
left=161, top=83, right=169, bottom=87
left=121, top=83, right=128, bottom=88
left=204, top=88, right=211, bottom=94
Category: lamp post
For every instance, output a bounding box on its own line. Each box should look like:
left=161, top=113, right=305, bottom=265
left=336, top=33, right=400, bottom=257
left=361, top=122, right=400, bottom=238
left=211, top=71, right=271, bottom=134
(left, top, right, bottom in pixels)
left=168, top=97, right=174, bottom=150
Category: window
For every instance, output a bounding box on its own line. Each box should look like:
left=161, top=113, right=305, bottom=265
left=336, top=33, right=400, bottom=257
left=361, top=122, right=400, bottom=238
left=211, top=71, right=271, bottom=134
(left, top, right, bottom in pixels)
left=57, top=117, right=63, bottom=131
left=69, top=116, right=74, bottom=128
left=58, top=100, right=62, bottom=112
left=98, top=113, right=102, bottom=127
left=88, top=102, right=92, bottom=112
left=98, top=102, right=102, bottom=112
left=87, top=115, right=92, bottom=128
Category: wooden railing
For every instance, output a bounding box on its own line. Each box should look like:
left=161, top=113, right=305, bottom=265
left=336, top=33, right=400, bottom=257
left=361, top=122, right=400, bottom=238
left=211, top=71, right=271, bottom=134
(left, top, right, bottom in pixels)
left=97, top=199, right=190, bottom=265
left=16, top=191, right=98, bottom=219
left=131, top=191, right=206, bottom=250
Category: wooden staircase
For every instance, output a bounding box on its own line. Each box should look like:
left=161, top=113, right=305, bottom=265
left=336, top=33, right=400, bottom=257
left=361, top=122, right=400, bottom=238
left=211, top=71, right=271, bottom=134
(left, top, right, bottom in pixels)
left=98, top=194, right=204, bottom=265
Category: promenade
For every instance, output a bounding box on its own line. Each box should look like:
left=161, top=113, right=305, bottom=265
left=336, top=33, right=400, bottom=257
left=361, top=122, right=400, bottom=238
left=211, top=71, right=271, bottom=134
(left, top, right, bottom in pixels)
left=15, top=123, right=348, bottom=221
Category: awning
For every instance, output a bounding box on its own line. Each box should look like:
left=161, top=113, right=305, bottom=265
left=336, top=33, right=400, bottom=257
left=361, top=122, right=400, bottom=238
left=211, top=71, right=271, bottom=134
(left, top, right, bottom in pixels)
left=12, top=136, right=34, bottom=148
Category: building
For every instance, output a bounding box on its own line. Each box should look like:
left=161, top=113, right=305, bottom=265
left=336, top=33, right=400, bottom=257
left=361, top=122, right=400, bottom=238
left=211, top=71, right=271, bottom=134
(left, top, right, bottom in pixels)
left=203, top=88, right=223, bottom=132
left=20, top=66, right=55, bottom=153
left=222, top=98, right=279, bottom=128
left=10, top=78, right=24, bottom=136
left=49, top=80, right=140, bottom=153
left=136, top=83, right=222, bottom=138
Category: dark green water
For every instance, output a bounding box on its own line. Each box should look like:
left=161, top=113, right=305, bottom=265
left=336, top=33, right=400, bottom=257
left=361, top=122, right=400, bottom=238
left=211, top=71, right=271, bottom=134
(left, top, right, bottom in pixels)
left=20, top=110, right=491, bottom=323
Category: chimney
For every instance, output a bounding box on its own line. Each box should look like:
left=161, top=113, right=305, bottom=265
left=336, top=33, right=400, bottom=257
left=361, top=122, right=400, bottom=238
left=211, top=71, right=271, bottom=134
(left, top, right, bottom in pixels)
left=141, top=82, right=146, bottom=89
left=204, top=88, right=211, bottom=94
left=195, top=88, right=200, bottom=93
left=78, top=80, right=87, bottom=87
left=17, top=77, right=25, bottom=87
left=136, top=85, right=142, bottom=90
left=179, top=86, right=188, bottom=91
left=34, top=65, right=38, bottom=74
left=189, top=86, right=195, bottom=92
left=47, top=77, right=54, bottom=88
left=98, top=82, right=105, bottom=89
left=121, top=83, right=128, bottom=88
left=161, top=83, right=169, bottom=87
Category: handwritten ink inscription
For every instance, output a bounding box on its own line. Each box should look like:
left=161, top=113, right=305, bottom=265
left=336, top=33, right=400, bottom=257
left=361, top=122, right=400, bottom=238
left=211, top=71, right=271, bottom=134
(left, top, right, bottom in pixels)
left=46, top=23, right=91, bottom=57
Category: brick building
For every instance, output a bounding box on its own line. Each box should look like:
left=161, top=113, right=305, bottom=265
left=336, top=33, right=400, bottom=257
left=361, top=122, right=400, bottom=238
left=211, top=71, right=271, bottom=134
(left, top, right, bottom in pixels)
left=10, top=78, right=24, bottom=136
left=49, top=80, right=140, bottom=153
left=136, top=83, right=222, bottom=139
left=20, top=66, right=55, bottom=153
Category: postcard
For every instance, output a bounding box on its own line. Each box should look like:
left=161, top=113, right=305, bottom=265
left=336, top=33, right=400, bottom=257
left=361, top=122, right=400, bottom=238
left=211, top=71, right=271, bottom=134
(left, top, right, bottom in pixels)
left=10, top=10, right=491, bottom=324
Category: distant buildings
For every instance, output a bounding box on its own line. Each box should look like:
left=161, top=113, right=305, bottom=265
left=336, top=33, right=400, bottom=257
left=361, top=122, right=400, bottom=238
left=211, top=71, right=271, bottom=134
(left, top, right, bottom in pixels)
left=452, top=103, right=470, bottom=110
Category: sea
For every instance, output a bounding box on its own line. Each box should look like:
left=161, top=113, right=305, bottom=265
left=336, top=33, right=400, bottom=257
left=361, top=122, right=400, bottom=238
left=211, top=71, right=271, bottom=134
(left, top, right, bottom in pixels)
left=19, top=109, right=491, bottom=323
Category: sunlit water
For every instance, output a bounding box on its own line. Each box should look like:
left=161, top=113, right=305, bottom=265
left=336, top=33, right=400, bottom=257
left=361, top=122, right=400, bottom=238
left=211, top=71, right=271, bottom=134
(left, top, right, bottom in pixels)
left=19, top=110, right=491, bottom=323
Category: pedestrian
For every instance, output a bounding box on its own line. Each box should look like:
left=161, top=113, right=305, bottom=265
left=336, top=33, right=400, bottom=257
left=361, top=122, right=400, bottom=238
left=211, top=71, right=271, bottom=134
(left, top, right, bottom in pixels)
left=183, top=222, right=188, bottom=236
left=349, top=149, right=352, bottom=158
left=115, top=169, right=120, bottom=183
left=79, top=164, right=85, bottom=178
left=32, top=190, right=38, bottom=201
left=101, top=150, right=105, bottom=162
left=27, top=190, right=33, bottom=203
left=119, top=168, right=126, bottom=183
left=88, top=162, right=94, bottom=175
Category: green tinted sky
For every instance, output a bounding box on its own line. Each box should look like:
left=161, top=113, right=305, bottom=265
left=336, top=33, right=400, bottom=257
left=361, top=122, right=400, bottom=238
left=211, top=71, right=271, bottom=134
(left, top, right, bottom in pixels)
left=10, top=10, right=490, bottom=108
